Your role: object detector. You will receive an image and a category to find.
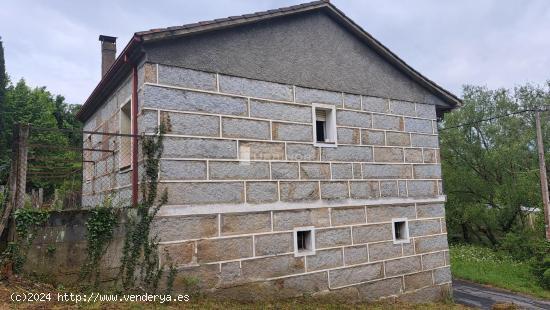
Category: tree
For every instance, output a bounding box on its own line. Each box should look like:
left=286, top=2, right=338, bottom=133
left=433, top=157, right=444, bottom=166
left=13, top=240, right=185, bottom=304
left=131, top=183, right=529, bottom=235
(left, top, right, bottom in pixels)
left=0, top=36, right=8, bottom=180
left=0, top=38, right=82, bottom=204
left=0, top=80, right=81, bottom=196
left=440, top=83, right=550, bottom=247
left=52, top=95, right=82, bottom=145
left=0, top=36, right=6, bottom=109
left=0, top=36, right=6, bottom=117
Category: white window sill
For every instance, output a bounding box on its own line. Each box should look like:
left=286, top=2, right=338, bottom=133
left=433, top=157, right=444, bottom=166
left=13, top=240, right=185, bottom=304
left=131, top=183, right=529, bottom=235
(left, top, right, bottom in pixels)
left=314, top=142, right=338, bottom=148
left=294, top=250, right=316, bottom=257
left=393, top=238, right=411, bottom=245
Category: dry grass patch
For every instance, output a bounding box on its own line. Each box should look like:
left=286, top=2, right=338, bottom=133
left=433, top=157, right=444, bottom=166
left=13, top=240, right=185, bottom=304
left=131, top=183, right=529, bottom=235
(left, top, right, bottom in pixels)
left=0, top=277, right=471, bottom=310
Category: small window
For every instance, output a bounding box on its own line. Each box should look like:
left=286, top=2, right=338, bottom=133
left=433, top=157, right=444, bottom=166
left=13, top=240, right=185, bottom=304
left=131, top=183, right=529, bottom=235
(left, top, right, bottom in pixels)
left=119, top=101, right=132, bottom=169
left=294, top=227, right=315, bottom=256
left=392, top=218, right=410, bottom=244
left=312, top=103, right=337, bottom=147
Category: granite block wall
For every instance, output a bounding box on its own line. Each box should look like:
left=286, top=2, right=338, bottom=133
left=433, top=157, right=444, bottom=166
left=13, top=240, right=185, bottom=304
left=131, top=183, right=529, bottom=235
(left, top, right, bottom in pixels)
left=80, top=62, right=450, bottom=302
left=139, top=63, right=443, bottom=206
left=152, top=202, right=450, bottom=302
left=139, top=63, right=448, bottom=301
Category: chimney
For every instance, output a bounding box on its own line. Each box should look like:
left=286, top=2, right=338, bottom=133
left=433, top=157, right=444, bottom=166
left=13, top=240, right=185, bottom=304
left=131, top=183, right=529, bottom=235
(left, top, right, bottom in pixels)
left=99, top=35, right=117, bottom=78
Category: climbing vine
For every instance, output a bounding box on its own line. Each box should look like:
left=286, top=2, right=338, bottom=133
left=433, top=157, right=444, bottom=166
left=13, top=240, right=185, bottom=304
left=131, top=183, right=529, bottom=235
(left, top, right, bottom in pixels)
left=118, top=126, right=168, bottom=293
left=78, top=127, right=172, bottom=292
left=1, top=207, right=50, bottom=274
left=165, top=264, right=177, bottom=295
left=80, top=196, right=118, bottom=288
left=14, top=208, right=50, bottom=241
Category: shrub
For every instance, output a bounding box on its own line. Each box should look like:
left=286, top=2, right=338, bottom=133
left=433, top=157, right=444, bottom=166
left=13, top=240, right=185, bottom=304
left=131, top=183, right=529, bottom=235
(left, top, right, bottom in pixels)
left=499, top=231, right=548, bottom=261
left=496, top=230, right=550, bottom=289
left=531, top=255, right=550, bottom=289
left=542, top=268, right=550, bottom=289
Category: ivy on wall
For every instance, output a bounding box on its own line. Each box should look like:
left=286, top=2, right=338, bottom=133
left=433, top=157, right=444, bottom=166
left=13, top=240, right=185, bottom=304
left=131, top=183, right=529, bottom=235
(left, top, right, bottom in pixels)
left=1, top=207, right=50, bottom=274
left=79, top=126, right=174, bottom=293
left=80, top=196, right=118, bottom=287
left=118, top=126, right=168, bottom=292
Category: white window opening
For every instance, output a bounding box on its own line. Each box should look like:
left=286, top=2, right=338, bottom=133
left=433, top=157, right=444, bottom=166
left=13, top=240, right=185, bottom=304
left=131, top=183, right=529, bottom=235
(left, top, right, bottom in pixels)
left=119, top=101, right=132, bottom=169
left=294, top=227, right=315, bottom=256
left=313, top=103, right=337, bottom=147
left=392, top=218, right=410, bottom=244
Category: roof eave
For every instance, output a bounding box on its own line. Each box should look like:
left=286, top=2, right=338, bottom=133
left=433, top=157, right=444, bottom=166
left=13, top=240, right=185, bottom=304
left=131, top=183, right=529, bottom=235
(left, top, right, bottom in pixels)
left=139, top=2, right=329, bottom=43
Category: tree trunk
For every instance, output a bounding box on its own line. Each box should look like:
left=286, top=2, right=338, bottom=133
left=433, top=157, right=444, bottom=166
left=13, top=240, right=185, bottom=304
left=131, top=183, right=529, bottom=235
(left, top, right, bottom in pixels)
left=461, top=223, right=470, bottom=243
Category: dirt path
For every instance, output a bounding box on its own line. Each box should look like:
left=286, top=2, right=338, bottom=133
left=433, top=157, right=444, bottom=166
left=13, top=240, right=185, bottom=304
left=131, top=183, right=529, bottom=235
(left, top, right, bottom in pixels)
left=453, top=279, right=550, bottom=309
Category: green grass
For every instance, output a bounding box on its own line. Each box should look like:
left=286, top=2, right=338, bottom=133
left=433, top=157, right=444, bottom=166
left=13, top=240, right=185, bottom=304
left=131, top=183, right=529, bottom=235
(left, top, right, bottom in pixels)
left=450, top=244, right=550, bottom=300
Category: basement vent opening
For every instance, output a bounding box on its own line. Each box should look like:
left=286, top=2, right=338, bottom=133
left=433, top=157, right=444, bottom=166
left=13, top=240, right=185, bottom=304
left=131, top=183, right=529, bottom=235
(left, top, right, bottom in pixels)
left=294, top=227, right=315, bottom=256
left=392, top=218, right=410, bottom=244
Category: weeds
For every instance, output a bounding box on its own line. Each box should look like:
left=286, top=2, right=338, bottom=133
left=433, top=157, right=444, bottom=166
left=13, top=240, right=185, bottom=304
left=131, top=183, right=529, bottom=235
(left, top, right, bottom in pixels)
left=450, top=244, right=550, bottom=299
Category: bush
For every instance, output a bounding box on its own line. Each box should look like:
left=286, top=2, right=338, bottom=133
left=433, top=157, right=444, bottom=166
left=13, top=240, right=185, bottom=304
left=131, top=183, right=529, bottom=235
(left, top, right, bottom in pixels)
left=531, top=254, right=550, bottom=289
left=542, top=267, right=550, bottom=289
left=493, top=229, right=550, bottom=289
left=499, top=231, right=548, bottom=261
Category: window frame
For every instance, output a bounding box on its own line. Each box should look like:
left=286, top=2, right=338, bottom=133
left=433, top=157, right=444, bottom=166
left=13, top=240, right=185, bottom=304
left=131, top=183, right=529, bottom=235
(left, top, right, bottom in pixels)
left=391, top=218, right=410, bottom=244
left=312, top=103, right=337, bottom=148
left=293, top=226, right=316, bottom=257
left=118, top=100, right=132, bottom=170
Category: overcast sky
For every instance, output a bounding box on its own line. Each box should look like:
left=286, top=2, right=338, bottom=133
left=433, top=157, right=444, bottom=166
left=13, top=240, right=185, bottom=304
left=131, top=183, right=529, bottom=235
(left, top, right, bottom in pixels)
left=1, top=0, right=550, bottom=105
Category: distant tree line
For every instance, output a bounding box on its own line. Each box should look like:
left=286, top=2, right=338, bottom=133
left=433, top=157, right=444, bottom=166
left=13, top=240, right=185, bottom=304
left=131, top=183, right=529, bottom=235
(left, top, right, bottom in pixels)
left=0, top=36, right=82, bottom=201
left=440, top=83, right=550, bottom=261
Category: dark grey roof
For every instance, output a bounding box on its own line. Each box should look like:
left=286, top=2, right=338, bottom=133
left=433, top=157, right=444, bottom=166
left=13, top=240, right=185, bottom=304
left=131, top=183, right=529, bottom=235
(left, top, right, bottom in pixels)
left=136, top=1, right=331, bottom=41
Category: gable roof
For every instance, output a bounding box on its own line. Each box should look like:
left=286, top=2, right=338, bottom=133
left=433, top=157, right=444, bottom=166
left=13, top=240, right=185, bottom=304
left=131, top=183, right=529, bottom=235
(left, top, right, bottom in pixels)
left=77, top=0, right=461, bottom=121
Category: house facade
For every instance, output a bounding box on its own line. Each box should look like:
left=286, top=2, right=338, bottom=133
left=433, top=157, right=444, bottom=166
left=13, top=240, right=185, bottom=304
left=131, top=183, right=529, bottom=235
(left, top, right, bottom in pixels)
left=77, top=0, right=459, bottom=302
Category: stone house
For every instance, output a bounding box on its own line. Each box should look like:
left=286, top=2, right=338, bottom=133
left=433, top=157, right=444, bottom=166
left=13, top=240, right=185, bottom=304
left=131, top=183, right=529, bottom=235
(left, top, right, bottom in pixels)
left=76, top=0, right=460, bottom=302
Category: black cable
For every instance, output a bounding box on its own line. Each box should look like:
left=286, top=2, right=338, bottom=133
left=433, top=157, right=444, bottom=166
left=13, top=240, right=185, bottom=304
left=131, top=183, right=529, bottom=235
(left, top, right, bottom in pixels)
left=439, top=109, right=545, bottom=131
left=29, top=125, right=142, bottom=138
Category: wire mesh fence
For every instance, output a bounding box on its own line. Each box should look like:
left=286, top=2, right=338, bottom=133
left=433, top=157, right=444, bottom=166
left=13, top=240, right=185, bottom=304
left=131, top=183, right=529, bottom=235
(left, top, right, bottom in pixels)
left=10, top=124, right=141, bottom=210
